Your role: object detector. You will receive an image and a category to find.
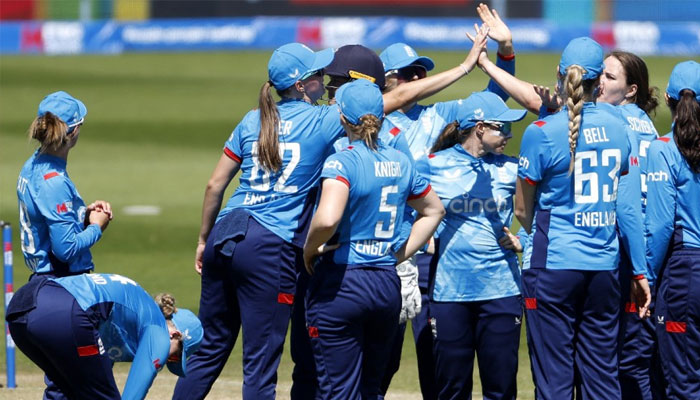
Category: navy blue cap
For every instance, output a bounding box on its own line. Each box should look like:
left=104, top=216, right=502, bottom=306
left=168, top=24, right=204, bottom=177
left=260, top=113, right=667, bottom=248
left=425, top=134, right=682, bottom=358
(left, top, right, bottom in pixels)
left=325, top=44, right=386, bottom=90
left=456, top=92, right=527, bottom=130
left=667, top=60, right=700, bottom=101
left=336, top=79, right=384, bottom=125
left=166, top=308, right=203, bottom=377
left=380, top=43, right=435, bottom=72
left=37, top=91, right=87, bottom=127
left=268, top=43, right=334, bottom=91
left=558, top=37, right=605, bottom=80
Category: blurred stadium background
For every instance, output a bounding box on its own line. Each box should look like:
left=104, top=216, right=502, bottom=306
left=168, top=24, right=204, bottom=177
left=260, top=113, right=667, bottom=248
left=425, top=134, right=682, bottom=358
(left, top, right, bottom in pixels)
left=0, top=0, right=698, bottom=398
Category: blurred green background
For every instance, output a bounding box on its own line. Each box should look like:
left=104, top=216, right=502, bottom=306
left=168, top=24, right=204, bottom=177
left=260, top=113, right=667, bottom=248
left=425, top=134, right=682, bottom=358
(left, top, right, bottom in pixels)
left=0, top=51, right=684, bottom=398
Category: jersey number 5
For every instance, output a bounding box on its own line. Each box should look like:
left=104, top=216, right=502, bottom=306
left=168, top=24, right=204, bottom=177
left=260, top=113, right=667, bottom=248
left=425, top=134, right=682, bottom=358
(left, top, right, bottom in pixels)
left=375, top=185, right=399, bottom=239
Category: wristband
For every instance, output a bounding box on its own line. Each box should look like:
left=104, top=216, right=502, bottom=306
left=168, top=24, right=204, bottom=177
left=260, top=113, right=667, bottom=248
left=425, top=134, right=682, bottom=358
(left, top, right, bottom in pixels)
left=632, top=274, right=646, bottom=281
left=459, top=63, right=470, bottom=75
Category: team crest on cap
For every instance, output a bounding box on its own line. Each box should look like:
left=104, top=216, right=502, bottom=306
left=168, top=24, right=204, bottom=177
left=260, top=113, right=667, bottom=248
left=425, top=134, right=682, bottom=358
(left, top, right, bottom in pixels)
left=403, top=45, right=416, bottom=57
left=288, top=68, right=300, bottom=79
left=473, top=108, right=484, bottom=119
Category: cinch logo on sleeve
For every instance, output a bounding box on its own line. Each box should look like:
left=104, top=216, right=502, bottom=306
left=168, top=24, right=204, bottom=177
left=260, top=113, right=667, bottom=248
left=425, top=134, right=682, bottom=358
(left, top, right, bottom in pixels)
left=647, top=171, right=669, bottom=182
left=519, top=156, right=530, bottom=169
left=323, top=160, right=343, bottom=171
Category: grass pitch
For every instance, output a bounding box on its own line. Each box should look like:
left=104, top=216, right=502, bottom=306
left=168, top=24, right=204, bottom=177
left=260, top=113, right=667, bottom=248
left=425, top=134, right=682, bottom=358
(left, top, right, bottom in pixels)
left=0, top=50, right=684, bottom=398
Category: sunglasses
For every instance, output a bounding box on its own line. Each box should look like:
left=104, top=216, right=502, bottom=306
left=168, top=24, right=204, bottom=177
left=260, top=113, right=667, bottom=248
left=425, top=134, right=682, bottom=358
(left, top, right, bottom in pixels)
left=387, top=65, right=427, bottom=81
left=482, top=120, right=513, bottom=137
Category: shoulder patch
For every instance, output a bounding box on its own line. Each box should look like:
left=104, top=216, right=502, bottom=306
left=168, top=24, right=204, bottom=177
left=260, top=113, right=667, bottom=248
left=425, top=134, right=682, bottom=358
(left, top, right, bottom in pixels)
left=658, top=137, right=671, bottom=143
left=533, top=121, right=546, bottom=127
left=389, top=127, right=401, bottom=137
left=43, top=171, right=59, bottom=180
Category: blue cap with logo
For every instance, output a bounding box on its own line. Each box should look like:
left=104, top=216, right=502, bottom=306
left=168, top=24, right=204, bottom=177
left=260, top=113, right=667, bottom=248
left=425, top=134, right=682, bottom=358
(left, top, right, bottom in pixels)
left=667, top=60, right=700, bottom=101
left=380, top=43, right=435, bottom=72
left=558, top=37, right=605, bottom=80
left=456, top=91, right=527, bottom=130
left=37, top=91, right=87, bottom=128
left=268, top=43, right=335, bottom=91
left=336, top=79, right=384, bottom=125
left=166, top=308, right=204, bottom=377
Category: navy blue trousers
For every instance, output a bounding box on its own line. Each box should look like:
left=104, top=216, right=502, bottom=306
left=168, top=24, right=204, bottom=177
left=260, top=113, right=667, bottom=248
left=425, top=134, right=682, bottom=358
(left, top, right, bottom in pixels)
left=618, top=250, right=664, bottom=400
left=290, top=267, right=320, bottom=400
left=380, top=253, right=439, bottom=399
left=431, top=295, right=522, bottom=400
left=8, top=282, right=120, bottom=400
left=655, top=248, right=700, bottom=400
left=172, top=215, right=298, bottom=400
left=522, top=268, right=621, bottom=400
left=306, top=262, right=401, bottom=400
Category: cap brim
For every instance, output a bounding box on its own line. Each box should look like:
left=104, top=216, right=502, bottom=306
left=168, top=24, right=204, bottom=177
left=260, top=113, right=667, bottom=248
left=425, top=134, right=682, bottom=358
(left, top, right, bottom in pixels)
left=309, top=48, right=335, bottom=75
left=490, top=109, right=528, bottom=123
left=388, top=56, right=435, bottom=72
left=413, top=56, right=435, bottom=71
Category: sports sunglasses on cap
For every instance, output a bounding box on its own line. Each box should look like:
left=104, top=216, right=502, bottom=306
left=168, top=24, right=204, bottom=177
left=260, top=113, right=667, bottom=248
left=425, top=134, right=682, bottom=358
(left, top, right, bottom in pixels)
left=386, top=65, right=427, bottom=80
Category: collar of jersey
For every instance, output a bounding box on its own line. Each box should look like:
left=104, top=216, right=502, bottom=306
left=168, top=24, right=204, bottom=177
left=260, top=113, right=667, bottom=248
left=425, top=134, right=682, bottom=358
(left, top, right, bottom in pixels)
left=35, top=150, right=67, bottom=168
left=277, top=97, right=310, bottom=106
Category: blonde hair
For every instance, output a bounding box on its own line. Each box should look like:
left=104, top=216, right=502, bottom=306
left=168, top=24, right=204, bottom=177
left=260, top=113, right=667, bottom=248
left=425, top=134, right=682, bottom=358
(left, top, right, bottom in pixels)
left=345, top=115, right=382, bottom=150
left=154, top=293, right=177, bottom=320
left=28, top=112, right=69, bottom=153
left=257, top=80, right=283, bottom=172
left=563, top=65, right=586, bottom=175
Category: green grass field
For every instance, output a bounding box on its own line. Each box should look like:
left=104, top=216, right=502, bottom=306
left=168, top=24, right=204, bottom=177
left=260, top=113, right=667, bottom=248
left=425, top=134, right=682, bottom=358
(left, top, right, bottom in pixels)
left=0, top=50, right=685, bottom=398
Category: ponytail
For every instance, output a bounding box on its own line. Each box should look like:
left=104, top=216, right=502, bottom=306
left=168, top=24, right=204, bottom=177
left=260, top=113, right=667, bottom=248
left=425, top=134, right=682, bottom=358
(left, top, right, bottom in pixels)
left=28, top=112, right=69, bottom=153
left=671, top=90, right=700, bottom=173
left=563, top=65, right=598, bottom=175
left=257, top=80, right=282, bottom=172
left=431, top=121, right=469, bottom=153
left=346, top=115, right=382, bottom=150
left=154, top=293, right=177, bottom=319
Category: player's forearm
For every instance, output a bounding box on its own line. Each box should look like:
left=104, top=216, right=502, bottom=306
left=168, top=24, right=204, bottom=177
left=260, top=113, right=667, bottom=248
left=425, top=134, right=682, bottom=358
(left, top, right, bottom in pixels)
left=396, top=213, right=442, bottom=264
left=384, top=66, right=466, bottom=114
left=480, top=58, right=542, bottom=114
left=198, top=183, right=226, bottom=243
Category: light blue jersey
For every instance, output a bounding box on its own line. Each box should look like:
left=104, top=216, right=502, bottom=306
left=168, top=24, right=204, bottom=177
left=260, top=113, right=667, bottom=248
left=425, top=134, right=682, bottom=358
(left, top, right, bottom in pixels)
left=645, top=135, right=700, bottom=276
left=618, top=104, right=659, bottom=210
left=416, top=145, right=520, bottom=301
left=385, top=55, right=515, bottom=161
left=321, top=141, right=430, bottom=267
left=54, top=273, right=170, bottom=400
left=220, top=99, right=344, bottom=247
left=16, top=150, right=102, bottom=274
left=518, top=102, right=645, bottom=274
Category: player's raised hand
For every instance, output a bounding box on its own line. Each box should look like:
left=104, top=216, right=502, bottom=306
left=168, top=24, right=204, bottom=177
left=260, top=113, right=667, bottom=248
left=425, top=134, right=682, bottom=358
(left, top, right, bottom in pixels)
left=463, top=24, right=489, bottom=74
left=477, top=3, right=513, bottom=50
left=534, top=85, right=561, bottom=111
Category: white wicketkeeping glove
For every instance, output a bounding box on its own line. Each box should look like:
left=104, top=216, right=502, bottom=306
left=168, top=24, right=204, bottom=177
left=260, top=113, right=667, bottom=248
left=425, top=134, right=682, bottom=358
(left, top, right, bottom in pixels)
left=396, top=256, right=421, bottom=324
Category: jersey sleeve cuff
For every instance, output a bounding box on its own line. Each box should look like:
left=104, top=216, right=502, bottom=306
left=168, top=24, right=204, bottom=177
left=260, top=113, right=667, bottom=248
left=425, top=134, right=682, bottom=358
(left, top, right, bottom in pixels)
left=223, top=147, right=242, bottom=163
left=497, top=52, right=515, bottom=61
left=335, top=175, right=350, bottom=188
left=408, top=184, right=431, bottom=200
